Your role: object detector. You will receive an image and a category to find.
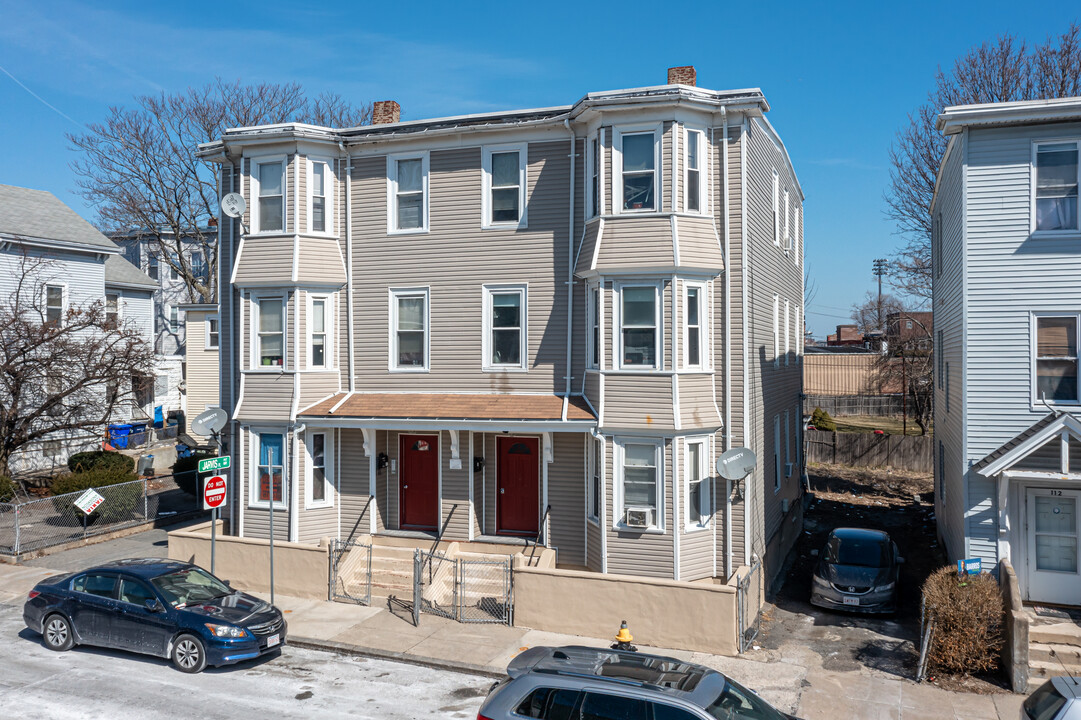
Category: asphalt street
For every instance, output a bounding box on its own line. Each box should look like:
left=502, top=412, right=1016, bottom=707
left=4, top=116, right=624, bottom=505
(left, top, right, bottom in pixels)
left=0, top=603, right=491, bottom=719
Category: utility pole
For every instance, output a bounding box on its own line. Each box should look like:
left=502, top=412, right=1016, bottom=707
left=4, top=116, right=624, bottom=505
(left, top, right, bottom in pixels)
left=872, top=258, right=888, bottom=337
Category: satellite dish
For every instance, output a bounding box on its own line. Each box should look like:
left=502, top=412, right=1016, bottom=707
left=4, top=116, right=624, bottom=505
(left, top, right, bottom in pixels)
left=716, top=447, right=757, bottom=480
left=220, top=192, right=246, bottom=219
left=192, top=407, right=228, bottom=436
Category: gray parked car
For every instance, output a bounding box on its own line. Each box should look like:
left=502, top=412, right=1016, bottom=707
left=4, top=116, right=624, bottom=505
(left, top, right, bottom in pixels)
left=1024, top=678, right=1081, bottom=720
left=477, top=645, right=800, bottom=720
left=809, top=528, right=902, bottom=614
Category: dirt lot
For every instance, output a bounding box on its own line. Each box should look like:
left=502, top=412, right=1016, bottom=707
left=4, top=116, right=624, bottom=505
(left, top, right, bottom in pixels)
left=831, top=415, right=932, bottom=437
left=750, top=463, right=943, bottom=679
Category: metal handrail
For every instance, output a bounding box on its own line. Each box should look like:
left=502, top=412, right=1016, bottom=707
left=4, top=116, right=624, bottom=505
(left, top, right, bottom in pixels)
left=527, top=504, right=552, bottom=566
left=425, top=503, right=457, bottom=579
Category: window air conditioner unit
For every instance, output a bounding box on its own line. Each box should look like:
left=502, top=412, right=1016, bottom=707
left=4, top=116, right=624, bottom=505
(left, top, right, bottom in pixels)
left=625, top=507, right=653, bottom=529
left=785, top=462, right=795, bottom=478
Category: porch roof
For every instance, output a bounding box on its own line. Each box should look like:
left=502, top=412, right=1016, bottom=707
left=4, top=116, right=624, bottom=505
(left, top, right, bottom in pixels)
left=298, top=392, right=596, bottom=426
left=974, top=411, right=1081, bottom=477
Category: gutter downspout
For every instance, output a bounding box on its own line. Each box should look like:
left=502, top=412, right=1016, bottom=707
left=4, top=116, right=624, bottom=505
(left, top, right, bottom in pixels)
left=562, top=118, right=577, bottom=414
left=721, top=108, right=733, bottom=579
left=339, top=142, right=355, bottom=394
left=290, top=422, right=306, bottom=543
left=741, top=115, right=751, bottom=566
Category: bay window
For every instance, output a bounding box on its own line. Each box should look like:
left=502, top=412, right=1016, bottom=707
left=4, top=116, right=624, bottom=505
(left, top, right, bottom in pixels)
left=587, top=438, right=601, bottom=523
left=589, top=135, right=600, bottom=217
left=685, top=129, right=704, bottom=213
left=684, top=284, right=704, bottom=368
left=685, top=438, right=710, bottom=529
left=1035, top=141, right=1079, bottom=233
left=309, top=296, right=329, bottom=369
left=256, top=160, right=285, bottom=233
left=618, top=440, right=662, bottom=529
left=254, top=432, right=285, bottom=507
left=309, top=158, right=331, bottom=233
left=391, top=288, right=428, bottom=371
left=619, top=131, right=657, bottom=212
left=256, top=297, right=284, bottom=367
left=587, top=285, right=600, bottom=369
left=1036, top=315, right=1080, bottom=403
left=619, top=285, right=659, bottom=369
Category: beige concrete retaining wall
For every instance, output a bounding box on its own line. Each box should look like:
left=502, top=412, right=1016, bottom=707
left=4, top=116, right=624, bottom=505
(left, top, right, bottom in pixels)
left=168, top=521, right=330, bottom=600
left=513, top=565, right=739, bottom=655
left=998, top=559, right=1029, bottom=693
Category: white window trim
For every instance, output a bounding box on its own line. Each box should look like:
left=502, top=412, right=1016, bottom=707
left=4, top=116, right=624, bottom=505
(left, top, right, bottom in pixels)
left=481, top=144, right=528, bottom=229
left=389, top=287, right=430, bottom=373
left=794, top=305, right=801, bottom=364
left=613, top=281, right=663, bottom=372
left=307, top=156, right=335, bottom=236
left=386, top=152, right=430, bottom=234
left=772, top=170, right=781, bottom=246
left=306, top=293, right=333, bottom=370
left=794, top=204, right=801, bottom=265
left=168, top=304, right=178, bottom=333
left=587, top=436, right=602, bottom=526
left=684, top=436, right=710, bottom=531
left=1031, top=311, right=1081, bottom=407
left=784, top=299, right=790, bottom=366
left=613, top=437, right=665, bottom=533
left=249, top=428, right=288, bottom=511
left=168, top=252, right=179, bottom=281
left=250, top=294, right=287, bottom=372
left=613, top=124, right=662, bottom=215
left=586, top=282, right=601, bottom=370
left=1030, top=139, right=1081, bottom=237
left=773, top=415, right=782, bottom=493
left=783, top=190, right=791, bottom=252
left=205, top=314, right=219, bottom=350
left=784, top=410, right=792, bottom=475
left=683, top=127, right=707, bottom=215
left=482, top=284, right=528, bottom=372
left=304, top=429, right=334, bottom=510
left=682, top=281, right=708, bottom=370
left=772, top=294, right=780, bottom=368
left=251, top=155, right=287, bottom=236
left=105, top=292, right=121, bottom=325
left=586, top=132, right=602, bottom=218
left=44, top=282, right=67, bottom=324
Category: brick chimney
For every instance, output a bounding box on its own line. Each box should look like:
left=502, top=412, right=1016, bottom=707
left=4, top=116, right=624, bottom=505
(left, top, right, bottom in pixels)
left=667, top=66, right=696, bottom=86
left=372, top=100, right=401, bottom=125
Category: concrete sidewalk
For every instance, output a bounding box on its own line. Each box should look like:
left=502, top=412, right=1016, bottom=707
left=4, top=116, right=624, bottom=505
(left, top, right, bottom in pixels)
left=0, top=539, right=1026, bottom=720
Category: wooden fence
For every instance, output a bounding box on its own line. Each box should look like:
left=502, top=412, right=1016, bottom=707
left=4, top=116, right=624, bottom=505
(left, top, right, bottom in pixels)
left=806, top=429, right=932, bottom=472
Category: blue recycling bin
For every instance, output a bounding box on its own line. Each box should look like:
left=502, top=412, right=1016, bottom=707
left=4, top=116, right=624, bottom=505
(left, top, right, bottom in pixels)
left=109, top=424, right=132, bottom=450
left=129, top=422, right=148, bottom=447
left=154, top=405, right=164, bottom=429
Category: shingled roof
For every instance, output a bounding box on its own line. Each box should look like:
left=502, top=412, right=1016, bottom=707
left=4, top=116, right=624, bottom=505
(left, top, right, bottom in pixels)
left=0, top=184, right=117, bottom=251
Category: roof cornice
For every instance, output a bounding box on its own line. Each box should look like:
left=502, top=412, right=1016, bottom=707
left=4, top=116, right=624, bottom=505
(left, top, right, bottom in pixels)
left=937, top=96, right=1081, bottom=135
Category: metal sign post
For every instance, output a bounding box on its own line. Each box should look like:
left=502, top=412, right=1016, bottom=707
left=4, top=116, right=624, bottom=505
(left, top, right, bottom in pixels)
left=202, top=473, right=227, bottom=573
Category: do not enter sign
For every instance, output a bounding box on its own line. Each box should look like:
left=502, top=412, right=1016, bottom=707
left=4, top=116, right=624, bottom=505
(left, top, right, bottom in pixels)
left=203, top=475, right=228, bottom=511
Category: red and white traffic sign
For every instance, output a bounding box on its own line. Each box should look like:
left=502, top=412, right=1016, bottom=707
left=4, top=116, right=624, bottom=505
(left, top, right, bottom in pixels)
left=203, top=475, right=228, bottom=511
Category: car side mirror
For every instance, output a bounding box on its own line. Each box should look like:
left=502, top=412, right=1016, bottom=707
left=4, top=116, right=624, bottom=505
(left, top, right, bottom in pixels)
left=145, top=598, right=164, bottom=613
left=222, top=580, right=232, bottom=588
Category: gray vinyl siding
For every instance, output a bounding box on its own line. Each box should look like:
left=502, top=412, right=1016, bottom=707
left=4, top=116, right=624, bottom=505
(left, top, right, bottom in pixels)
left=338, top=429, right=373, bottom=542
left=241, top=427, right=291, bottom=542
left=238, top=373, right=295, bottom=421
left=296, top=238, right=346, bottom=285
left=662, top=121, right=673, bottom=213
left=603, top=375, right=675, bottom=429
left=602, top=127, right=613, bottom=215
left=675, top=434, right=715, bottom=581
left=674, top=215, right=724, bottom=270
left=234, top=236, right=293, bottom=285
left=594, top=217, right=674, bottom=270
left=576, top=219, right=601, bottom=275
left=548, top=433, right=586, bottom=566
left=440, top=429, right=471, bottom=541
left=933, top=135, right=967, bottom=562
left=298, top=372, right=340, bottom=410
left=605, top=438, right=675, bottom=579
left=583, top=372, right=600, bottom=415
left=298, top=429, right=337, bottom=543
left=677, top=373, right=721, bottom=429
left=350, top=139, right=571, bottom=394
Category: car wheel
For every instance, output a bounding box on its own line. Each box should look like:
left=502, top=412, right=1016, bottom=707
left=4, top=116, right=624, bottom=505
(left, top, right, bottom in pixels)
left=43, top=614, right=74, bottom=652
left=171, top=634, right=207, bottom=673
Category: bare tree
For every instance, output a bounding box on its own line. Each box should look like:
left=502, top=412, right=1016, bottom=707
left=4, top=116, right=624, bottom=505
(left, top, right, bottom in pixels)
left=886, top=24, right=1081, bottom=301
left=69, top=79, right=371, bottom=303
left=851, top=291, right=904, bottom=337
left=0, top=252, right=155, bottom=477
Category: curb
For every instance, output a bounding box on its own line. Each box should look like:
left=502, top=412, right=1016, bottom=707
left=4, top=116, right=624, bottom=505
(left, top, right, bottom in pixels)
left=288, top=635, right=506, bottom=679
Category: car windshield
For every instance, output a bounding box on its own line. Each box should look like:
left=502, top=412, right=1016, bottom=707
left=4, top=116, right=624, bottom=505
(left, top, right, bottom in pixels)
left=1024, top=682, right=1068, bottom=720
left=706, top=677, right=787, bottom=720
left=150, top=567, right=232, bottom=607
left=825, top=534, right=890, bottom=568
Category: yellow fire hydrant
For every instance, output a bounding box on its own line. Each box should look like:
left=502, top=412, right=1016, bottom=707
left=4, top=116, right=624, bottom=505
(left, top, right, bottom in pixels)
left=611, top=620, right=637, bottom=652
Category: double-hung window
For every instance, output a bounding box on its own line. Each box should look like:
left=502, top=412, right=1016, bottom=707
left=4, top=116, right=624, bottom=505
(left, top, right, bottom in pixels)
left=309, top=296, right=330, bottom=369
left=105, top=293, right=119, bottom=327
left=388, top=153, right=428, bottom=232
left=772, top=295, right=780, bottom=367
left=309, top=158, right=332, bottom=233
left=306, top=430, right=333, bottom=508
left=587, top=438, right=602, bottom=523
left=147, top=254, right=159, bottom=281
left=772, top=170, right=780, bottom=245
left=773, top=415, right=782, bottom=492
left=483, top=146, right=526, bottom=227
left=483, top=286, right=526, bottom=370
left=783, top=190, right=791, bottom=251
left=206, top=315, right=219, bottom=350
left=619, top=285, right=659, bottom=369
left=684, top=129, right=704, bottom=213
left=589, top=135, right=601, bottom=217
left=254, top=432, right=285, bottom=507
left=168, top=252, right=179, bottom=281
left=794, top=205, right=802, bottom=264
left=684, top=284, right=704, bottom=368
left=192, top=251, right=207, bottom=283
left=685, top=438, right=710, bottom=529
left=587, top=285, right=600, bottom=369
left=1034, top=141, right=1079, bottom=233
left=784, top=299, right=790, bottom=366
left=45, top=285, right=64, bottom=325
left=256, top=160, right=285, bottom=233
left=391, top=288, right=428, bottom=371
left=1036, top=315, right=1080, bottom=404
left=619, top=130, right=657, bottom=212
left=169, top=305, right=178, bottom=332
left=618, top=440, right=661, bottom=529
left=256, top=297, right=285, bottom=367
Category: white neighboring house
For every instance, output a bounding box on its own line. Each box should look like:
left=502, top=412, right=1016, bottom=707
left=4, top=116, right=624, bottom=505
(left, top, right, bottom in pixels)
left=933, top=97, right=1081, bottom=604
left=110, top=228, right=217, bottom=423
left=177, top=302, right=220, bottom=444
left=0, top=184, right=156, bottom=475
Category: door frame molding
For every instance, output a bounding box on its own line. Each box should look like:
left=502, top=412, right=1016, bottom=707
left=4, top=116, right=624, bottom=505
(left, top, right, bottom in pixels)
left=496, top=434, right=542, bottom=537
left=398, top=432, right=441, bottom=531
left=1023, top=484, right=1081, bottom=603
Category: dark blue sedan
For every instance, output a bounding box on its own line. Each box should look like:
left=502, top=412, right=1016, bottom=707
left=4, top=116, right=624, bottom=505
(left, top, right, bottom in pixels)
left=23, top=558, right=286, bottom=673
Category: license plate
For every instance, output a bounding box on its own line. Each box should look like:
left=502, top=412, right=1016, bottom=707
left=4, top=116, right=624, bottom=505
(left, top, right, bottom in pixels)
left=842, top=596, right=859, bottom=606
left=266, top=633, right=280, bottom=647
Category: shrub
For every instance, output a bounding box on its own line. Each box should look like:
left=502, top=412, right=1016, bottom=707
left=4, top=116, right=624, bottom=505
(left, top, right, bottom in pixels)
left=922, top=566, right=1003, bottom=675
left=172, top=452, right=214, bottom=496
left=0, top=476, right=15, bottom=503
left=50, top=466, right=139, bottom=496
left=67, top=450, right=135, bottom=475
left=50, top=466, right=142, bottom=524
left=811, top=407, right=837, bottom=432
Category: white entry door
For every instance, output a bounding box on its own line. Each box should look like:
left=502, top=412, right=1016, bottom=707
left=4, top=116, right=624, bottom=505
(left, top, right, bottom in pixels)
left=1026, top=488, right=1081, bottom=605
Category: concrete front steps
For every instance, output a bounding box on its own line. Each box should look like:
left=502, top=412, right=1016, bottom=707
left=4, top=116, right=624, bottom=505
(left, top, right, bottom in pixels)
left=369, top=543, right=417, bottom=602
left=1028, top=623, right=1081, bottom=691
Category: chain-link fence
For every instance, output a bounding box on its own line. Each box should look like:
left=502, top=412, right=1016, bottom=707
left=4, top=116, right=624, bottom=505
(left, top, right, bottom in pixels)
left=413, top=549, right=458, bottom=624
left=329, top=539, right=372, bottom=606
left=0, top=474, right=198, bottom=556
left=458, top=557, right=513, bottom=624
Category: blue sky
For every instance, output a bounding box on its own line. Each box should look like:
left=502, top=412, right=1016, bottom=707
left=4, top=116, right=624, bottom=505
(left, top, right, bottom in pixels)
left=0, top=0, right=1076, bottom=338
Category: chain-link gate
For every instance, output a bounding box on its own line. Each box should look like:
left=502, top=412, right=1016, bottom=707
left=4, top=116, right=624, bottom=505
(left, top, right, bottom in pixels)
left=458, top=557, right=513, bottom=624
left=329, top=540, right=372, bottom=606
left=736, top=559, right=763, bottom=653
left=413, top=549, right=458, bottom=624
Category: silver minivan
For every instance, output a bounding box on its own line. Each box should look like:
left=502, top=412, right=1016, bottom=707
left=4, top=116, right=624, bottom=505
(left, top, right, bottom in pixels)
left=1023, top=678, right=1081, bottom=720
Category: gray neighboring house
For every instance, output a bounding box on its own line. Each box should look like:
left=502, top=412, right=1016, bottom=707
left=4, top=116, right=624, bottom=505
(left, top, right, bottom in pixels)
left=110, top=228, right=218, bottom=422
left=0, top=184, right=156, bottom=474
left=933, top=97, right=1081, bottom=605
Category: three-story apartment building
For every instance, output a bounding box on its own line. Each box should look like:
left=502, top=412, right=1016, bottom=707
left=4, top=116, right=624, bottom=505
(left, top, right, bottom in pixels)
left=934, top=97, right=1081, bottom=605
left=199, top=67, right=804, bottom=585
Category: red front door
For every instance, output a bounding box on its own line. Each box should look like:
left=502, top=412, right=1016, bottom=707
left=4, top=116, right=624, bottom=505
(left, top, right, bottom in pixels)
left=497, top=436, right=539, bottom=536
left=399, top=434, right=439, bottom=530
